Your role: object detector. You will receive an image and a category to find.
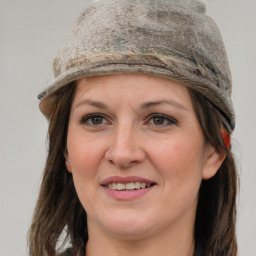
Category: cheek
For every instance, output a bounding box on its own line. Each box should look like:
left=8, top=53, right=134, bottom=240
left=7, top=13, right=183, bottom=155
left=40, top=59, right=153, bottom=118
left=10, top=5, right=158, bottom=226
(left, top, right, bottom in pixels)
left=151, top=136, right=205, bottom=192
left=67, top=132, right=105, bottom=175
left=66, top=132, right=107, bottom=206
left=67, top=133, right=106, bottom=210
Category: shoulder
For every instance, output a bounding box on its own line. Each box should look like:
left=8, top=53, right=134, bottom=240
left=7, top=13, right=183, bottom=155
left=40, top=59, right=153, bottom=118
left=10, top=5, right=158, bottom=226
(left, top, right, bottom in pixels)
left=58, top=248, right=73, bottom=256
left=57, top=247, right=86, bottom=256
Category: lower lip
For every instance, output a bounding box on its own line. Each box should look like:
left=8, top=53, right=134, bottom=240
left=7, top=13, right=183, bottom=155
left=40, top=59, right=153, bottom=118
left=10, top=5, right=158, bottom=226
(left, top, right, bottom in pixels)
left=102, top=186, right=155, bottom=200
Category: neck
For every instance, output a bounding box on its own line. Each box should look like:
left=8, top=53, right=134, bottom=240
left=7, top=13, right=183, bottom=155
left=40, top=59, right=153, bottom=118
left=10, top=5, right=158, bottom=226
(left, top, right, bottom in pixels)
left=85, top=217, right=195, bottom=256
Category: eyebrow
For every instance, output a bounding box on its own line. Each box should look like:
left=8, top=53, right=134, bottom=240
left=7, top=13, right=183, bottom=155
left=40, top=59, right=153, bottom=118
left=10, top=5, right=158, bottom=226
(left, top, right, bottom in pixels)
left=74, top=99, right=108, bottom=110
left=74, top=99, right=188, bottom=111
left=140, top=100, right=188, bottom=111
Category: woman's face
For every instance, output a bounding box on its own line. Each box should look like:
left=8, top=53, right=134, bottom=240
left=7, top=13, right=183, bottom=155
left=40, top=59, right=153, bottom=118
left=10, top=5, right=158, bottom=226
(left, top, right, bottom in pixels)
left=66, top=74, right=223, bottom=240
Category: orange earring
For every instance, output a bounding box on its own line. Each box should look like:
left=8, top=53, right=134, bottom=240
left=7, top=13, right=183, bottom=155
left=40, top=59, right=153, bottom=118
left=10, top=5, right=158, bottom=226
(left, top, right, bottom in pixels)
left=221, top=128, right=231, bottom=148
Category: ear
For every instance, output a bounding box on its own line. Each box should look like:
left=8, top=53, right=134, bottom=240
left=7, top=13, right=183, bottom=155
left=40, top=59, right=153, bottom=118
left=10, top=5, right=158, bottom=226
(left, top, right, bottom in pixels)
left=64, top=151, right=72, bottom=173
left=202, top=145, right=226, bottom=180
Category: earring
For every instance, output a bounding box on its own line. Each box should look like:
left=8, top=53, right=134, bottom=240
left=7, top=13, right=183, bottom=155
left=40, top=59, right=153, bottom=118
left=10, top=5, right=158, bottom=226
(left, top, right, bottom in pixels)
left=66, top=159, right=71, bottom=163
left=221, top=128, right=231, bottom=148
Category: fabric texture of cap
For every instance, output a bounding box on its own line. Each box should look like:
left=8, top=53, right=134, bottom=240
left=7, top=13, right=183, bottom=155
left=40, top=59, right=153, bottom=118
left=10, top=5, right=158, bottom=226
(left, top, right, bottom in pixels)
left=38, top=0, right=235, bottom=130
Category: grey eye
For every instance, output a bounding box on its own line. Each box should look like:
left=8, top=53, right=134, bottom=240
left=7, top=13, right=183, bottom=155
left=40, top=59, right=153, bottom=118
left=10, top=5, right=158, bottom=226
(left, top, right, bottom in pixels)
left=81, top=114, right=107, bottom=125
left=152, top=116, right=165, bottom=125
left=147, top=114, right=177, bottom=126
left=91, top=116, right=104, bottom=125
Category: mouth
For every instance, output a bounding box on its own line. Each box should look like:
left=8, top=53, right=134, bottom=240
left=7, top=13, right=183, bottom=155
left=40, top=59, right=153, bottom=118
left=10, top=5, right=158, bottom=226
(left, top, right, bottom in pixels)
left=105, top=182, right=154, bottom=191
left=101, top=176, right=156, bottom=200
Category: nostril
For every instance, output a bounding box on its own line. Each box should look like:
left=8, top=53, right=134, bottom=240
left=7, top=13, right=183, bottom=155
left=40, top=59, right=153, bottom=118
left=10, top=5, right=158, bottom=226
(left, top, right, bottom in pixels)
left=105, top=147, right=144, bottom=168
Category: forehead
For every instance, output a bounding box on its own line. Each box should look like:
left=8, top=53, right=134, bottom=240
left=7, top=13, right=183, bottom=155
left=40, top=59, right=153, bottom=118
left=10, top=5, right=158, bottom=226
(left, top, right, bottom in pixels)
left=73, top=74, right=192, bottom=109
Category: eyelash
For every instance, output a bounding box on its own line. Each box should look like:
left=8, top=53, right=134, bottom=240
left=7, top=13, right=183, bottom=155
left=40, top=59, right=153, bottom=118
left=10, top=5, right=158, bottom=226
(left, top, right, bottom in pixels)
left=80, top=113, right=178, bottom=127
left=80, top=114, right=108, bottom=126
left=145, top=113, right=178, bottom=127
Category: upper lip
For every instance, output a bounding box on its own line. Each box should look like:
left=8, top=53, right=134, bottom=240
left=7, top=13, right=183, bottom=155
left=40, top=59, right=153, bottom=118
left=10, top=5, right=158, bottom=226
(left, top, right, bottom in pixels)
left=101, top=176, right=156, bottom=186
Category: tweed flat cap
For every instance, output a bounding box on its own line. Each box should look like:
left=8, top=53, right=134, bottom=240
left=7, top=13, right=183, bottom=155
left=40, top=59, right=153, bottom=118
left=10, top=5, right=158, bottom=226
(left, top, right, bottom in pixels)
left=38, top=0, right=235, bottom=130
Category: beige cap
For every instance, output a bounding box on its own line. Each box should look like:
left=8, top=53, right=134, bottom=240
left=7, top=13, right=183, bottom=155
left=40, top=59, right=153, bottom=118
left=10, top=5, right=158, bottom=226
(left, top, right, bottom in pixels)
left=38, top=0, right=235, bottom=130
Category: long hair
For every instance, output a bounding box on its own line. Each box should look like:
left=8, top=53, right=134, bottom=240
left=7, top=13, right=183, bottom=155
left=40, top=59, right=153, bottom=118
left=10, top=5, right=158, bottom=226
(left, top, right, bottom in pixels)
left=189, top=90, right=238, bottom=256
left=28, top=84, right=238, bottom=256
left=28, top=83, right=87, bottom=256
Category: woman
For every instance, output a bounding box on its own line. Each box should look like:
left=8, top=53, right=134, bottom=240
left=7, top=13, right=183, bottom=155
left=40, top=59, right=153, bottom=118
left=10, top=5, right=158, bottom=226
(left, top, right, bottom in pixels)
left=28, top=0, right=238, bottom=255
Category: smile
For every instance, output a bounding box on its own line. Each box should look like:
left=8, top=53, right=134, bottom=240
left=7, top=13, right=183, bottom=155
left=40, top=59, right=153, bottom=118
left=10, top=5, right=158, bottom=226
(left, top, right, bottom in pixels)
left=101, top=176, right=156, bottom=200
left=106, top=182, right=153, bottom=190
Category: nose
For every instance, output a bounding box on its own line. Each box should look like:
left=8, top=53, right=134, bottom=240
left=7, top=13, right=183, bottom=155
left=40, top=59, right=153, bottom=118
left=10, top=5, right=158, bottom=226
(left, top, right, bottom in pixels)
left=105, top=125, right=146, bottom=169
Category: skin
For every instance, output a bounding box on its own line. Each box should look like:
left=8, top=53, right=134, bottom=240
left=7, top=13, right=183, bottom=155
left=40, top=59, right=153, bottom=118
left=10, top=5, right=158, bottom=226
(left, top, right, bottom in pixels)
left=65, top=74, right=225, bottom=256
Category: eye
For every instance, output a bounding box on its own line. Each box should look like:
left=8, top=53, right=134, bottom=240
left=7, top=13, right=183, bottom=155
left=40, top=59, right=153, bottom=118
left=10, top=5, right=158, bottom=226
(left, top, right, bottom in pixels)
left=146, top=114, right=177, bottom=127
left=80, top=114, right=109, bottom=126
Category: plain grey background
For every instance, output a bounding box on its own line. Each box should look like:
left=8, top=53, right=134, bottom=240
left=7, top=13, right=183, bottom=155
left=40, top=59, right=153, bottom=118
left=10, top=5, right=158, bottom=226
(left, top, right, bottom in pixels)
left=0, top=0, right=255, bottom=255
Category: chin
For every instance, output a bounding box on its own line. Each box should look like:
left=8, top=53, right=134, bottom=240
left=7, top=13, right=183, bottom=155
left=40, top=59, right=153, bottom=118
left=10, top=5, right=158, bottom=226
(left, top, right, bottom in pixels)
left=92, top=208, right=156, bottom=239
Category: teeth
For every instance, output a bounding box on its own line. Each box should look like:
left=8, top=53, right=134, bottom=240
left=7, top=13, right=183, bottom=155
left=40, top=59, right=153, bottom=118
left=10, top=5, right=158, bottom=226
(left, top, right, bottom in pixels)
left=134, top=182, right=140, bottom=189
left=117, top=183, right=126, bottom=190
left=141, top=183, right=146, bottom=189
left=107, top=182, right=152, bottom=191
left=125, top=182, right=135, bottom=190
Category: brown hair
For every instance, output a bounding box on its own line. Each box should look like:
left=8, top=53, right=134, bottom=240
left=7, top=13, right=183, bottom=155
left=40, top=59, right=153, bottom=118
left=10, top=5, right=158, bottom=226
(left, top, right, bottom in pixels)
left=189, top=90, right=238, bottom=256
left=28, top=83, right=238, bottom=256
